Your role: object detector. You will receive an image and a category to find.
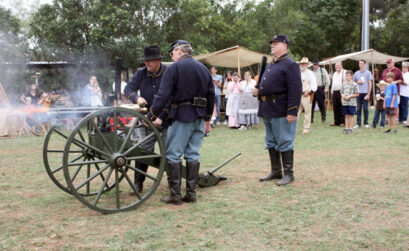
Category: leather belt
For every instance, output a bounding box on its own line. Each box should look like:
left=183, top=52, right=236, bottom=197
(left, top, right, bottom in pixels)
left=260, top=94, right=286, bottom=102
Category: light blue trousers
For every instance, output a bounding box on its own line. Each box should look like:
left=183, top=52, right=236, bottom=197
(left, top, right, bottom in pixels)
left=263, top=117, right=297, bottom=152
left=166, top=119, right=205, bottom=163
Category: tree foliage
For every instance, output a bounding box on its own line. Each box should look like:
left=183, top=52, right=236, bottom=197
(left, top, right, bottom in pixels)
left=0, top=0, right=405, bottom=93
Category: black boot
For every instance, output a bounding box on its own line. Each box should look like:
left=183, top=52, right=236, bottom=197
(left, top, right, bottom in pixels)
left=183, top=161, right=200, bottom=203
left=259, top=148, right=282, bottom=182
left=276, top=150, right=294, bottom=186
left=130, top=163, right=148, bottom=195
left=161, top=162, right=182, bottom=205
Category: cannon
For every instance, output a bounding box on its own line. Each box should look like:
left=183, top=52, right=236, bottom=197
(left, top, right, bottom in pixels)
left=43, top=106, right=240, bottom=214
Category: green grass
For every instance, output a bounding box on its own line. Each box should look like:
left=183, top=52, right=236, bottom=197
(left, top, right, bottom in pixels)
left=0, top=110, right=408, bottom=250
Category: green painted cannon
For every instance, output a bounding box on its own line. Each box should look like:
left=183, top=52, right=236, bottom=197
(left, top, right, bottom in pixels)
left=43, top=107, right=240, bottom=214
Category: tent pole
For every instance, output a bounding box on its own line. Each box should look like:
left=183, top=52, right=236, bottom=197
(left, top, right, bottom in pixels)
left=237, top=45, right=241, bottom=77
left=328, top=62, right=334, bottom=113
left=371, top=51, right=376, bottom=107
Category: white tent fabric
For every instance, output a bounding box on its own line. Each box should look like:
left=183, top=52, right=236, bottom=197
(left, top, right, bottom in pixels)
left=193, top=45, right=273, bottom=68
left=320, top=49, right=409, bottom=65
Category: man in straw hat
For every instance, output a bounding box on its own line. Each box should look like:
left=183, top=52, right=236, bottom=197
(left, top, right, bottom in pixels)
left=311, top=59, right=330, bottom=123
left=253, top=34, right=302, bottom=186
left=298, top=57, right=317, bottom=135
left=125, top=45, right=170, bottom=194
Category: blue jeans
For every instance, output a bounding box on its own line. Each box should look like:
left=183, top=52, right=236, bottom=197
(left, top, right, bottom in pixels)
left=399, top=96, right=409, bottom=122
left=372, top=109, right=385, bottom=128
left=215, top=95, right=221, bottom=122
left=263, top=117, right=297, bottom=152
left=356, top=93, right=369, bottom=126
left=166, top=119, right=205, bottom=163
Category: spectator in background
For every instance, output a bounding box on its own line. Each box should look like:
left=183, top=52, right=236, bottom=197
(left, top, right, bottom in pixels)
left=330, top=62, right=346, bottom=126
left=341, top=70, right=359, bottom=134
left=38, top=92, right=51, bottom=131
left=237, top=71, right=259, bottom=130
left=89, top=76, right=103, bottom=107
left=112, top=72, right=129, bottom=103
left=399, top=62, right=409, bottom=124
left=222, top=71, right=233, bottom=124
left=226, top=72, right=242, bottom=128
left=298, top=57, right=317, bottom=135
left=372, top=81, right=387, bottom=129
left=353, top=59, right=373, bottom=129
left=21, top=84, right=42, bottom=106
left=211, top=66, right=223, bottom=126
left=381, top=58, right=403, bottom=88
left=381, top=58, right=403, bottom=123
left=384, top=72, right=399, bottom=133
left=311, top=59, right=330, bottom=123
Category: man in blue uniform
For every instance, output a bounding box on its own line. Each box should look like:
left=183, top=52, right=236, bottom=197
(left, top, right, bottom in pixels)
left=124, top=45, right=169, bottom=193
left=148, top=40, right=215, bottom=204
left=252, top=35, right=302, bottom=186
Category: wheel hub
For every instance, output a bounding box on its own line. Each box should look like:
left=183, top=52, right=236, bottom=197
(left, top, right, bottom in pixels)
left=110, top=153, right=126, bottom=168
left=116, top=156, right=126, bottom=167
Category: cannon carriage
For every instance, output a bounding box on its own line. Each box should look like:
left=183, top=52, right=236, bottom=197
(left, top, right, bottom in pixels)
left=43, top=106, right=239, bottom=214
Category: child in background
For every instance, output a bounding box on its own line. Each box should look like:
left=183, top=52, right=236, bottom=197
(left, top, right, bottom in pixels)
left=340, top=70, right=359, bottom=134
left=384, top=72, right=398, bottom=133
left=38, top=92, right=50, bottom=108
left=372, top=81, right=387, bottom=129
left=38, top=92, right=51, bottom=130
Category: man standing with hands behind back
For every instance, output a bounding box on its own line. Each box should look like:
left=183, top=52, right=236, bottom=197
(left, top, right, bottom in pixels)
left=148, top=40, right=214, bottom=204
left=253, top=35, right=302, bottom=186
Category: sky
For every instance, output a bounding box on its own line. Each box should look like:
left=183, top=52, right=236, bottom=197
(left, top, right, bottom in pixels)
left=0, top=0, right=53, bottom=18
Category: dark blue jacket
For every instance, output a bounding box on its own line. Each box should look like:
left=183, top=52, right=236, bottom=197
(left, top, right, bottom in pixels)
left=149, top=55, right=215, bottom=122
left=258, top=54, right=302, bottom=118
left=124, top=64, right=170, bottom=126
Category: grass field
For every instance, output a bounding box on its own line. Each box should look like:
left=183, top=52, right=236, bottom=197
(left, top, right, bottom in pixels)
left=0, top=110, right=408, bottom=250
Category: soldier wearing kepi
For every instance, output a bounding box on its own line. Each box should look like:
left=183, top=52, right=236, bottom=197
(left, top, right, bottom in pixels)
left=253, top=35, right=302, bottom=186
left=148, top=40, right=215, bottom=204
left=124, top=45, right=169, bottom=194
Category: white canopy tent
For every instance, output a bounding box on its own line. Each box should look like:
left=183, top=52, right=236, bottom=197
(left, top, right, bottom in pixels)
left=320, top=49, right=409, bottom=65
left=193, top=45, right=273, bottom=76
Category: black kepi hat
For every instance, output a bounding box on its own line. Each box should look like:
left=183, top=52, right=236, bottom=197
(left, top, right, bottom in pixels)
left=269, top=34, right=289, bottom=45
left=138, top=45, right=163, bottom=61
left=312, top=59, right=320, bottom=65
left=168, top=40, right=191, bottom=53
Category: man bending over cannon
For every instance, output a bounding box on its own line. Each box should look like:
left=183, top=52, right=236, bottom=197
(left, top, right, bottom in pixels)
left=148, top=40, right=215, bottom=204
left=124, top=45, right=170, bottom=194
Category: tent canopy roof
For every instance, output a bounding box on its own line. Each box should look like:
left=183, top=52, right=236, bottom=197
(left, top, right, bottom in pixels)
left=193, top=45, right=273, bottom=68
left=320, top=49, right=409, bottom=65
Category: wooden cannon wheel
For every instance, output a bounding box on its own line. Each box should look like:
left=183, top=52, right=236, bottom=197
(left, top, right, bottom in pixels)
left=43, top=126, right=124, bottom=196
left=62, top=107, right=166, bottom=214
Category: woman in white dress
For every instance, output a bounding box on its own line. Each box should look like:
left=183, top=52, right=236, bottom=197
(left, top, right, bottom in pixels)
left=226, top=72, right=242, bottom=128
left=237, top=71, right=259, bottom=129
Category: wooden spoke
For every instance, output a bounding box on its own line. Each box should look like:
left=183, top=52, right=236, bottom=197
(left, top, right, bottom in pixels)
left=115, top=168, right=120, bottom=209
left=125, top=164, right=157, bottom=182
left=126, top=154, right=161, bottom=161
left=90, top=119, right=113, bottom=154
left=93, top=167, right=114, bottom=206
left=74, top=164, right=110, bottom=190
left=118, top=118, right=138, bottom=153
left=123, top=132, right=156, bottom=156
left=119, top=166, right=142, bottom=200
left=52, top=154, right=83, bottom=174
left=67, top=159, right=108, bottom=167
